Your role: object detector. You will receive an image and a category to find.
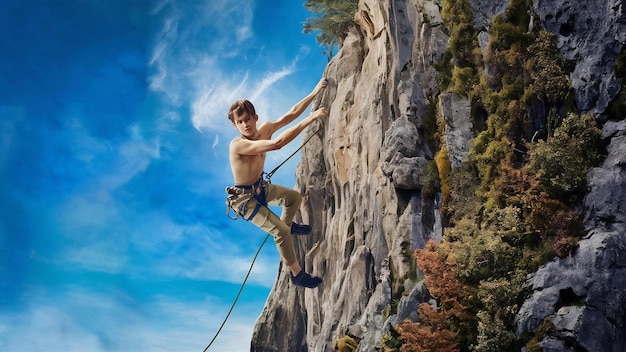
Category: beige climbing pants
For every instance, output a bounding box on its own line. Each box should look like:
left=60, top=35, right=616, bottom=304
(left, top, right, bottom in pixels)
left=231, top=183, right=301, bottom=266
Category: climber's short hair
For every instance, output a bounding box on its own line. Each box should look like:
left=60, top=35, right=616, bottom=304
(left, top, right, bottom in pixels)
left=228, top=99, right=256, bottom=123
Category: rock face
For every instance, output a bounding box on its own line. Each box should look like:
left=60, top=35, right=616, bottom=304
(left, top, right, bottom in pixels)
left=514, top=1, right=626, bottom=351
left=252, top=1, right=448, bottom=350
left=514, top=232, right=626, bottom=352
left=251, top=0, right=626, bottom=351
left=515, top=120, right=626, bottom=352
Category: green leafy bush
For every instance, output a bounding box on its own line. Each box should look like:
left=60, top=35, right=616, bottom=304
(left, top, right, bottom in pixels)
left=442, top=0, right=480, bottom=69
left=452, top=67, right=476, bottom=96
left=448, top=219, right=521, bottom=285
left=446, top=165, right=481, bottom=224
left=527, top=113, right=602, bottom=203
left=524, top=31, right=571, bottom=105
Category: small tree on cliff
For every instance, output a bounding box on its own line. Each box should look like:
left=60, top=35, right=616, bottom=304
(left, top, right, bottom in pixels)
left=303, top=0, right=359, bottom=57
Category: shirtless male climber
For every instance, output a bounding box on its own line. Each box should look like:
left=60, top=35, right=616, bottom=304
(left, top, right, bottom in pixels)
left=226, top=78, right=328, bottom=288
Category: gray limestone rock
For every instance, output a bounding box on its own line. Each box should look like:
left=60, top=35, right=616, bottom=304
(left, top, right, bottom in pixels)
left=515, top=231, right=626, bottom=351
left=385, top=281, right=431, bottom=328
left=534, top=0, right=626, bottom=114
left=585, top=132, right=626, bottom=234
left=468, top=0, right=509, bottom=29
left=439, top=93, right=472, bottom=168
left=381, top=115, right=430, bottom=190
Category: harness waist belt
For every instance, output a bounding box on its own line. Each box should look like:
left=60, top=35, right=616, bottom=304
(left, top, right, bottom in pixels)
left=227, top=177, right=264, bottom=195
left=233, top=184, right=253, bottom=189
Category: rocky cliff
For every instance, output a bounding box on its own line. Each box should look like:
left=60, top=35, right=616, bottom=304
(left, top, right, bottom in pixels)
left=251, top=0, right=626, bottom=351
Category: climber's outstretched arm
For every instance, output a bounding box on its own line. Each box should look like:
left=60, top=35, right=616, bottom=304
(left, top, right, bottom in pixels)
left=263, top=77, right=327, bottom=135
left=231, top=108, right=327, bottom=156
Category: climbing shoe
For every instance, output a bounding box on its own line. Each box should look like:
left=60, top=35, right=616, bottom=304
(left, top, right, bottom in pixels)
left=290, top=223, right=311, bottom=235
left=290, top=270, right=322, bottom=288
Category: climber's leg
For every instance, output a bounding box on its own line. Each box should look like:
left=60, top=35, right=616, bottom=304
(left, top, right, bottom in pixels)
left=246, top=198, right=321, bottom=288
left=265, top=184, right=312, bottom=235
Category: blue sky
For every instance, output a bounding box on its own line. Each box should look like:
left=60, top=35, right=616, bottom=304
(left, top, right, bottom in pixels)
left=0, top=1, right=327, bottom=350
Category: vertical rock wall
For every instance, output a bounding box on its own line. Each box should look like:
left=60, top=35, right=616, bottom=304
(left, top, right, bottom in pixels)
left=251, top=0, right=448, bottom=350
left=251, top=0, right=626, bottom=351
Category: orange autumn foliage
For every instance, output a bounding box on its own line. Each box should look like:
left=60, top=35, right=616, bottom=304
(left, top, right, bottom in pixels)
left=396, top=240, right=471, bottom=352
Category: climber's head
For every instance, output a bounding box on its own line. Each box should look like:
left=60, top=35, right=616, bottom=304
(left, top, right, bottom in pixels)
left=228, top=99, right=259, bottom=138
left=228, top=99, right=256, bottom=123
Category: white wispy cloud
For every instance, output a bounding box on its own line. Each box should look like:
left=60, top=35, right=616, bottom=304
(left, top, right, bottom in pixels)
left=189, top=66, right=249, bottom=132
left=0, top=288, right=261, bottom=352
left=249, top=63, right=297, bottom=102
left=149, top=11, right=182, bottom=105
left=147, top=0, right=256, bottom=102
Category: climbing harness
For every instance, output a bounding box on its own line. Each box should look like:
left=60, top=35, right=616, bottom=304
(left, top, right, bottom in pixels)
left=204, top=123, right=322, bottom=351
left=225, top=175, right=270, bottom=221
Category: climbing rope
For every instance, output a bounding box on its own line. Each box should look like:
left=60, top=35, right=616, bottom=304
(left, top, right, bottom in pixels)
left=202, top=122, right=323, bottom=351
left=202, top=233, right=270, bottom=352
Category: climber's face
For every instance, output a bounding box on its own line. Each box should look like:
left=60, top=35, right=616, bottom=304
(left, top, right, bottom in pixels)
left=232, top=111, right=258, bottom=138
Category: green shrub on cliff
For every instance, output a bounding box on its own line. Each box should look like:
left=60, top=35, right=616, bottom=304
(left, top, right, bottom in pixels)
left=527, top=113, right=602, bottom=204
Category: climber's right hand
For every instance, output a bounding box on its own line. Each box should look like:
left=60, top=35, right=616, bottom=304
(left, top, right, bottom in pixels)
left=311, top=107, right=328, bottom=122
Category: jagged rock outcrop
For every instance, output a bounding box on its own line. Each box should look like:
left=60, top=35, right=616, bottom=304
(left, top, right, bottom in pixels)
left=585, top=119, right=626, bottom=235
left=535, top=0, right=626, bottom=115
left=514, top=231, right=626, bottom=352
left=469, top=0, right=509, bottom=29
left=251, top=0, right=626, bottom=351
